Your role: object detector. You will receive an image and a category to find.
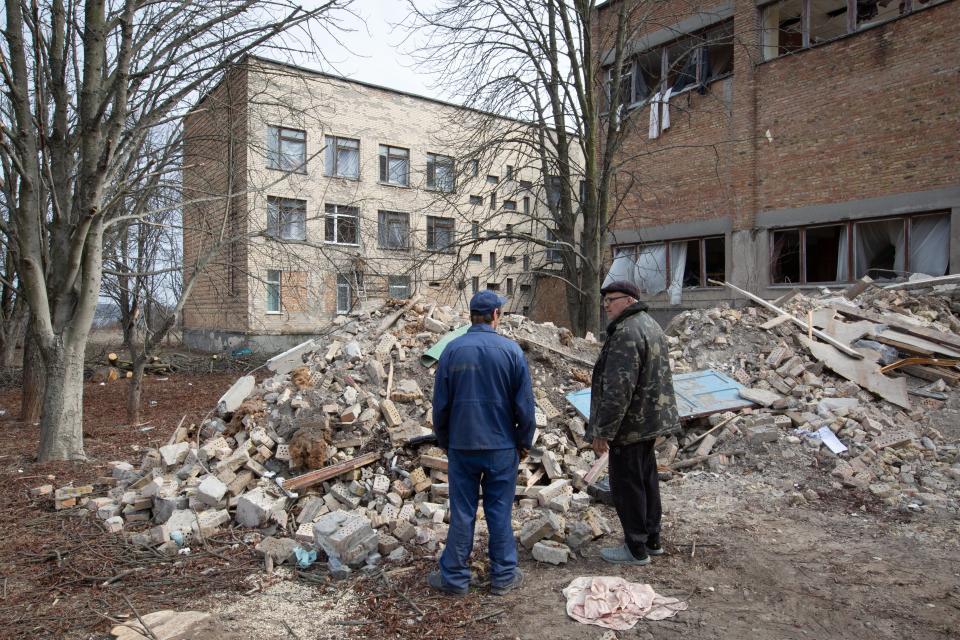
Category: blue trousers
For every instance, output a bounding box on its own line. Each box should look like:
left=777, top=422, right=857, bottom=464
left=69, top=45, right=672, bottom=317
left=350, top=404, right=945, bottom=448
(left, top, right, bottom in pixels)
left=439, top=448, right=519, bottom=590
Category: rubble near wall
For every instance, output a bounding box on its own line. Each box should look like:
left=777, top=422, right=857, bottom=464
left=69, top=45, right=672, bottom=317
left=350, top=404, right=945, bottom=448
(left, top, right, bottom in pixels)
left=45, top=281, right=960, bottom=577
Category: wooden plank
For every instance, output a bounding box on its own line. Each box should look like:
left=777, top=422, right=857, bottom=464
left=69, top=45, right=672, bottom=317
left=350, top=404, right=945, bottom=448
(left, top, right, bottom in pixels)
left=711, top=280, right=863, bottom=359
left=875, top=329, right=960, bottom=358
left=772, top=288, right=800, bottom=307
left=883, top=274, right=960, bottom=290
left=843, top=276, right=874, bottom=300
left=759, top=314, right=792, bottom=330
left=516, top=336, right=596, bottom=368
left=283, top=451, right=379, bottom=491
left=899, top=365, right=960, bottom=385
left=799, top=336, right=910, bottom=409
left=831, top=305, right=960, bottom=351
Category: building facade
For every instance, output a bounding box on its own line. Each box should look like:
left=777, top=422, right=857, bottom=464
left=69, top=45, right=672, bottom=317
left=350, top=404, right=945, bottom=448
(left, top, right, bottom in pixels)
left=594, top=0, right=960, bottom=324
left=182, top=57, right=571, bottom=351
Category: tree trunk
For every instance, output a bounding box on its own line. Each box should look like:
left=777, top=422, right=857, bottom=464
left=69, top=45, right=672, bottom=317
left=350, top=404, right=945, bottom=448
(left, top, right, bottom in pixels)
left=37, top=341, right=86, bottom=461
left=126, top=356, right=146, bottom=426
left=0, top=311, right=25, bottom=367
left=20, top=329, right=44, bottom=423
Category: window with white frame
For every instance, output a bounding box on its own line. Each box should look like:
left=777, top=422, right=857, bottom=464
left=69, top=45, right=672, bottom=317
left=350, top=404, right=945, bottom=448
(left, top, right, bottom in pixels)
left=336, top=274, right=352, bottom=314
left=379, top=145, right=410, bottom=186
left=324, top=135, right=359, bottom=179
left=377, top=210, right=410, bottom=250
left=387, top=275, right=412, bottom=299
left=324, top=204, right=359, bottom=245
left=266, top=270, right=282, bottom=313
left=546, top=229, right=563, bottom=262
left=427, top=153, right=455, bottom=192
left=427, top=216, right=455, bottom=252
left=266, top=197, right=306, bottom=241
left=267, top=126, right=306, bottom=172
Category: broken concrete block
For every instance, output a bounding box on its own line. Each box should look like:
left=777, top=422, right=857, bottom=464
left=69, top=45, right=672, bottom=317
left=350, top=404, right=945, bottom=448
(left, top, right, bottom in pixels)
left=739, top=387, right=783, bottom=407
left=536, top=479, right=571, bottom=506
left=393, top=520, right=416, bottom=543
left=542, top=450, right=563, bottom=479
left=30, top=484, right=54, bottom=498
left=256, top=536, right=300, bottom=565
left=266, top=339, right=317, bottom=375
left=408, top=467, right=431, bottom=493
left=339, top=404, right=362, bottom=424
left=236, top=487, right=286, bottom=528
left=520, top=512, right=563, bottom=549
left=532, top=540, right=570, bottom=565
left=343, top=341, right=363, bottom=361
left=378, top=532, right=400, bottom=555
left=217, top=375, right=256, bottom=414
left=104, top=516, right=124, bottom=533
left=159, top=442, right=190, bottom=468
left=372, top=474, right=390, bottom=495
left=197, top=475, right=228, bottom=506
left=195, top=509, right=230, bottom=534
left=747, top=425, right=779, bottom=445
left=694, top=434, right=718, bottom=458
left=423, top=316, right=448, bottom=333
left=391, top=379, right=423, bottom=403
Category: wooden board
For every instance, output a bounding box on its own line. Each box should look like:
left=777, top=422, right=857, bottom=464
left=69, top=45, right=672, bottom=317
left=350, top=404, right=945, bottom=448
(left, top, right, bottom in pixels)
left=284, top=451, right=379, bottom=491
left=799, top=336, right=910, bottom=409
left=831, top=305, right=960, bottom=351
left=875, top=329, right=960, bottom=358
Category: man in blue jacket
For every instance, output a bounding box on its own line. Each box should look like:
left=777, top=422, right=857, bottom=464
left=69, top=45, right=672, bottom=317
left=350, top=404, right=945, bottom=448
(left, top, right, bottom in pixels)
left=428, top=290, right=536, bottom=596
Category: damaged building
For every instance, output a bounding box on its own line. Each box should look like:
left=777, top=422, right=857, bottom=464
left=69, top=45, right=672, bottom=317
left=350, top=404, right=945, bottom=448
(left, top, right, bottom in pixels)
left=182, top=56, right=575, bottom=352
left=594, top=0, right=959, bottom=323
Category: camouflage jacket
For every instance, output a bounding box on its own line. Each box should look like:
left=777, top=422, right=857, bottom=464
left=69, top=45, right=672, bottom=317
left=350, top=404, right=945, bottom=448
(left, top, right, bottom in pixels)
left=587, top=301, right=681, bottom=445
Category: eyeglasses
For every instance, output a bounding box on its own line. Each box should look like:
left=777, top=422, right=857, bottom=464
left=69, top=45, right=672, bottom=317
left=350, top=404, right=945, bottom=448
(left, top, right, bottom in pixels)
left=602, top=295, right=630, bottom=306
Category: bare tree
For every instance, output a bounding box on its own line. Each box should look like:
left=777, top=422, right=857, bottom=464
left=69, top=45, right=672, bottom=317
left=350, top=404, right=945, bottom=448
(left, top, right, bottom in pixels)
left=0, top=0, right=356, bottom=460
left=404, top=0, right=734, bottom=335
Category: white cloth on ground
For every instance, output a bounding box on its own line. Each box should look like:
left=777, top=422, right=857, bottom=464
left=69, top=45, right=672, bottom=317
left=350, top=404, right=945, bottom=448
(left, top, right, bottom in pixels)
left=563, top=576, right=687, bottom=630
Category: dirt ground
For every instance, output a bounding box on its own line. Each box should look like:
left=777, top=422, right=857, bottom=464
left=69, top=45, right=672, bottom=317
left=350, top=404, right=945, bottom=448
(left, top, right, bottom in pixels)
left=1, top=373, right=958, bottom=639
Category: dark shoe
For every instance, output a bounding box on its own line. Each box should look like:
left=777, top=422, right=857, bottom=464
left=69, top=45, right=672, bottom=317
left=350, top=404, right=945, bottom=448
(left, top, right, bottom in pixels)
left=646, top=537, right=665, bottom=556
left=427, top=571, right=468, bottom=596
left=600, top=544, right=651, bottom=565
left=490, top=568, right=523, bottom=596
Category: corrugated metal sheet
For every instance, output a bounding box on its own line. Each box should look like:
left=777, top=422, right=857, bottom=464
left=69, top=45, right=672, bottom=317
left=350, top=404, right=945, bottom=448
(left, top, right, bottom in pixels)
left=565, top=369, right=755, bottom=421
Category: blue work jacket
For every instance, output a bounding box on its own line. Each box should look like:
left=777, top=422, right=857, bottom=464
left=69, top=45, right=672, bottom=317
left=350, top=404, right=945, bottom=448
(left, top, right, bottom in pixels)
left=432, top=324, right=536, bottom=450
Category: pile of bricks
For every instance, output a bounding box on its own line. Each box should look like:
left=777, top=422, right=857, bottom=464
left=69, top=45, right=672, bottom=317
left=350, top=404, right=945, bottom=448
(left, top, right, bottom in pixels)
left=42, top=300, right=613, bottom=571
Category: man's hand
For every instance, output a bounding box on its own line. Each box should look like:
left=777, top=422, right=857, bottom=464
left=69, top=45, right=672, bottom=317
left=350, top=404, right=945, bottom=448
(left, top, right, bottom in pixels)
left=592, top=437, right=609, bottom=456
left=518, top=447, right=529, bottom=461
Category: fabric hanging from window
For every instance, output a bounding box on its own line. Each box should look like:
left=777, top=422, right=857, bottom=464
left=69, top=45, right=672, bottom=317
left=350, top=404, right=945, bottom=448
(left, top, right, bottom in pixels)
left=855, top=219, right=905, bottom=279
left=909, top=214, right=950, bottom=277
left=635, top=244, right=668, bottom=294
left=647, top=91, right=661, bottom=139
left=668, top=241, right=687, bottom=304
left=835, top=226, right=849, bottom=282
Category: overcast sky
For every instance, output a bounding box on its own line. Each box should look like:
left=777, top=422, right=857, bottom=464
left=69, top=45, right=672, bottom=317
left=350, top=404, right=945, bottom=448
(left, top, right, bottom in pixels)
left=297, top=0, right=443, bottom=101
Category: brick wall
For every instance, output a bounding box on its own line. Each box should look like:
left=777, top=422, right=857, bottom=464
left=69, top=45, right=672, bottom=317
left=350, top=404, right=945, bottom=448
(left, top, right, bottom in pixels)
left=598, top=0, right=960, bottom=237
left=182, top=68, right=250, bottom=332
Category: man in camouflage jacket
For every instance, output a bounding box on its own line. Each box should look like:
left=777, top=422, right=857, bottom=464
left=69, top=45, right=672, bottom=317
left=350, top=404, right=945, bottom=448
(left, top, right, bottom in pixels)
left=587, top=280, right=680, bottom=565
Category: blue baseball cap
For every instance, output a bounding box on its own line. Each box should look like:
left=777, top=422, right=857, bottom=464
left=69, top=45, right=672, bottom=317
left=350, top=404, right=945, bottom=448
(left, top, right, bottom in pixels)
left=469, top=290, right=507, bottom=314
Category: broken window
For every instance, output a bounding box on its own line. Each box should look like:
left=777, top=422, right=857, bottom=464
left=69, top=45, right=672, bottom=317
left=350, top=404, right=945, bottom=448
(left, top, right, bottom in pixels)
left=809, top=0, right=849, bottom=44
left=267, top=126, right=306, bottom=172
left=266, top=270, right=281, bottom=313
left=324, top=204, right=359, bottom=245
left=377, top=210, right=410, bottom=250
left=379, top=145, right=409, bottom=186
left=703, top=21, right=735, bottom=82
left=469, top=195, right=483, bottom=206
left=490, top=252, right=496, bottom=269
left=666, top=36, right=699, bottom=93
left=523, top=197, right=530, bottom=214
left=266, top=197, right=306, bottom=241
left=633, top=48, right=662, bottom=102
left=336, top=274, right=352, bottom=314
left=856, top=0, right=906, bottom=29
left=606, top=61, right=636, bottom=110
left=762, top=0, right=804, bottom=61
left=506, top=278, right=514, bottom=295
left=487, top=282, right=500, bottom=291
left=471, top=276, right=479, bottom=293
left=427, top=153, right=455, bottom=192
left=504, top=256, right=517, bottom=264
left=668, top=236, right=726, bottom=292
left=770, top=229, right=802, bottom=283
left=427, top=216, right=455, bottom=252
left=806, top=224, right=847, bottom=282
left=325, top=135, right=359, bottom=179
left=387, top=275, right=411, bottom=299
left=506, top=165, right=515, bottom=181
left=704, top=237, right=725, bottom=284
left=520, top=284, right=531, bottom=293
left=855, top=219, right=904, bottom=279
left=908, top=213, right=950, bottom=277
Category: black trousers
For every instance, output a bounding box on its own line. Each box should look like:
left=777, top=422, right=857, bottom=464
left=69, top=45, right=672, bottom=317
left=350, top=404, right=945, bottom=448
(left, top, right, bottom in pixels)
left=608, top=439, right=662, bottom=559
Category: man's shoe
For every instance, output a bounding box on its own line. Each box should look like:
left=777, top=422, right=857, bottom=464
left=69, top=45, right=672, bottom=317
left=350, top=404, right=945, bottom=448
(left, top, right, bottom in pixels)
left=600, top=544, right=651, bottom=565
left=645, top=537, right=665, bottom=556
left=490, top=568, right=523, bottom=596
left=427, top=571, right=468, bottom=596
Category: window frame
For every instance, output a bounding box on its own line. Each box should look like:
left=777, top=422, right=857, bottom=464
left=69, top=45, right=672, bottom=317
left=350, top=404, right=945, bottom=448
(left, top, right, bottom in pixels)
left=426, top=215, right=456, bottom=253
left=266, top=196, right=307, bottom=241
left=336, top=274, right=352, bottom=314
left=605, top=18, right=735, bottom=111
left=387, top=275, right=412, bottom=299
left=768, top=211, right=950, bottom=285
left=267, top=126, right=307, bottom=173
left=377, top=210, right=411, bottom=251
left=266, top=269, right=282, bottom=313
left=324, top=135, right=360, bottom=180
left=426, top=152, right=456, bottom=192
left=759, top=0, right=925, bottom=62
left=324, top=203, right=360, bottom=246
left=612, top=235, right=726, bottom=291
left=379, top=144, right=410, bottom=187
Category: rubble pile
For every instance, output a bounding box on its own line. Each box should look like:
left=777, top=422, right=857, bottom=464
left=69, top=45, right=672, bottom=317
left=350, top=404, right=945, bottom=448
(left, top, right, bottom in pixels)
left=664, top=279, right=960, bottom=513
left=40, top=277, right=960, bottom=577
left=50, top=299, right=612, bottom=572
